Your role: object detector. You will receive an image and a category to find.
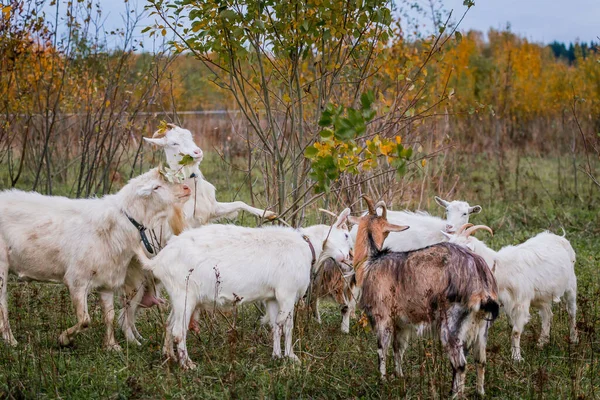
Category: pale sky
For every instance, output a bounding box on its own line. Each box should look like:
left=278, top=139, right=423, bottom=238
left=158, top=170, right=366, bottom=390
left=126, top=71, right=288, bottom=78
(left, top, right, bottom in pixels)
left=43, top=0, right=600, bottom=48
left=441, top=0, right=599, bottom=44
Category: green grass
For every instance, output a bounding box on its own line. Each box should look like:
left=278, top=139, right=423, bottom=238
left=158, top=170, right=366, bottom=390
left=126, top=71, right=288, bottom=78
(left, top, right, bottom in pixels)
left=0, top=152, right=599, bottom=399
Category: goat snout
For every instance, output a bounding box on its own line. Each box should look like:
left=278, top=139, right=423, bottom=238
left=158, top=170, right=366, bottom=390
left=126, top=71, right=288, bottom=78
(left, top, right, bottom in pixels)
left=445, top=224, right=455, bottom=234
left=335, top=250, right=351, bottom=263
left=181, top=185, right=191, bottom=197
left=193, top=149, right=203, bottom=159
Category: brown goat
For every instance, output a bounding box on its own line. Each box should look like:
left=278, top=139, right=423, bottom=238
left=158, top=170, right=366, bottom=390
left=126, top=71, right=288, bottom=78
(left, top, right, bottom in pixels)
left=310, top=257, right=358, bottom=333
left=349, top=196, right=499, bottom=397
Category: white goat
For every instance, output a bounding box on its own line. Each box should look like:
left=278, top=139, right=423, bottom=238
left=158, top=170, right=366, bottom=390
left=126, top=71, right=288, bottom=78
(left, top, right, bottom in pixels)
left=0, top=169, right=190, bottom=349
left=350, top=196, right=482, bottom=252
left=134, top=209, right=352, bottom=369
left=143, top=124, right=276, bottom=225
left=119, top=124, right=277, bottom=344
left=446, top=224, right=578, bottom=361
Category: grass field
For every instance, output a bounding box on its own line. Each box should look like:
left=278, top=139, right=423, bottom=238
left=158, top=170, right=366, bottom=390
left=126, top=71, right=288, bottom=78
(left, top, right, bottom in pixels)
left=0, top=152, right=599, bottom=399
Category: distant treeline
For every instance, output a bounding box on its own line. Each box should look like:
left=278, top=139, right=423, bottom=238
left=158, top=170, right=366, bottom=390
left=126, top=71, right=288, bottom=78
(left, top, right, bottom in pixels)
left=548, top=41, right=599, bottom=64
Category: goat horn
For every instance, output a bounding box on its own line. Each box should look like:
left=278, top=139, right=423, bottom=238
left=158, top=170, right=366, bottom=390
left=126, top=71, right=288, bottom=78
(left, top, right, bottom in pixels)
left=361, top=195, right=376, bottom=215
left=318, top=208, right=338, bottom=218
left=456, top=223, right=474, bottom=235
left=464, top=225, right=494, bottom=238
left=374, top=200, right=387, bottom=219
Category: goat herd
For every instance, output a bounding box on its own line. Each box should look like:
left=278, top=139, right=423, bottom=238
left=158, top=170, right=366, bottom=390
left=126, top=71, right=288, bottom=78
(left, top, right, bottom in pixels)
left=0, top=125, right=578, bottom=396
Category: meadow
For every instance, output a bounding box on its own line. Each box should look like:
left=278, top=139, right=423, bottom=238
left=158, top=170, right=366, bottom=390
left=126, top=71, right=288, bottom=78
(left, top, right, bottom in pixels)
left=0, top=151, right=598, bottom=399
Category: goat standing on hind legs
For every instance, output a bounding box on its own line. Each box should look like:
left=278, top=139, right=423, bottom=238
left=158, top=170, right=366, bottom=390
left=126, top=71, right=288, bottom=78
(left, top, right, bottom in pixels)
left=349, top=196, right=499, bottom=397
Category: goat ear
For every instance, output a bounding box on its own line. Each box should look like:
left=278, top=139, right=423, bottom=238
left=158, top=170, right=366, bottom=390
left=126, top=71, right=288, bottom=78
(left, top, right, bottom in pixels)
left=347, top=215, right=361, bottom=226
left=384, top=223, right=409, bottom=233
left=434, top=196, right=449, bottom=208
left=143, top=137, right=168, bottom=147
left=334, top=208, right=351, bottom=228
left=469, top=205, right=482, bottom=214
left=137, top=184, right=155, bottom=197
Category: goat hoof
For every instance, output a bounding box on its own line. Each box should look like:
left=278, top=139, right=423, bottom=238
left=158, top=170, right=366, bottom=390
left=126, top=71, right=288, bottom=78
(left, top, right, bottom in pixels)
left=3, top=335, right=18, bottom=347
left=265, top=212, right=277, bottom=220
left=181, top=359, right=197, bottom=370
left=570, top=335, right=579, bottom=344
left=105, top=343, right=122, bottom=352
left=287, top=354, right=300, bottom=363
left=58, top=333, right=72, bottom=347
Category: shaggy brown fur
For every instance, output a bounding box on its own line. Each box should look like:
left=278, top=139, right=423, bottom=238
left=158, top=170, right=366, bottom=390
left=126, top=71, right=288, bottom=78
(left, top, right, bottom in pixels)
left=360, top=243, right=498, bottom=325
left=168, top=204, right=186, bottom=236
left=312, top=258, right=355, bottom=305
left=309, top=258, right=357, bottom=331
left=351, top=213, right=407, bottom=286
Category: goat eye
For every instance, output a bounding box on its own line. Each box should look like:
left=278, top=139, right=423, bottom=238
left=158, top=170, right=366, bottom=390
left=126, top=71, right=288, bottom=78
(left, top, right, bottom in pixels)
left=171, top=142, right=179, bottom=146
left=153, top=185, right=161, bottom=191
left=463, top=213, right=467, bottom=216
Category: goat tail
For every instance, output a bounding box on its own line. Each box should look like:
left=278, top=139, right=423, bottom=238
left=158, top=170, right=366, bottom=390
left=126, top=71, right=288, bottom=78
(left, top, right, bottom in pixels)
left=467, top=293, right=500, bottom=321
left=480, top=296, right=500, bottom=321
left=133, top=244, right=154, bottom=271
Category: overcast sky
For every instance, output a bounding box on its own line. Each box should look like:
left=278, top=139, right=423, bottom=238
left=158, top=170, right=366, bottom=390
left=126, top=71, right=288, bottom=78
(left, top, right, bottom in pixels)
left=441, top=0, right=599, bottom=44
left=45, top=0, right=600, bottom=48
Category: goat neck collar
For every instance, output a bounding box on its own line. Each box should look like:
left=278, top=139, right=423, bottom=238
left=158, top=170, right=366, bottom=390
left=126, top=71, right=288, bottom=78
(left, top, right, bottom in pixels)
left=124, top=212, right=154, bottom=254
left=302, top=234, right=316, bottom=266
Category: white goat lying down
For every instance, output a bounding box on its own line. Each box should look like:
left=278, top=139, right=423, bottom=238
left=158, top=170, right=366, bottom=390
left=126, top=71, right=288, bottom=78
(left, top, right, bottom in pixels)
left=350, top=196, right=482, bottom=252
left=0, top=169, right=190, bottom=349
left=120, top=124, right=277, bottom=344
left=446, top=224, right=578, bottom=361
left=134, top=209, right=352, bottom=369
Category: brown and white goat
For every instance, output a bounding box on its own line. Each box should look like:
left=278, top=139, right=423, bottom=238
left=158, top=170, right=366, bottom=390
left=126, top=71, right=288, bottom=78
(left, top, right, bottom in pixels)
left=349, top=196, right=499, bottom=397
left=310, top=257, right=358, bottom=333
left=307, top=209, right=358, bottom=333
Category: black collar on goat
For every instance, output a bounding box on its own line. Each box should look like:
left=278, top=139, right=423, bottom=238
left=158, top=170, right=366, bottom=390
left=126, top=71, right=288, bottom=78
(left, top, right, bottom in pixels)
left=124, top=212, right=154, bottom=254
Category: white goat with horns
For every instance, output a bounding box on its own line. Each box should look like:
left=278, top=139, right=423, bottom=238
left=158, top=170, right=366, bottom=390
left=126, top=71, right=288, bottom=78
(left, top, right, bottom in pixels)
left=446, top=224, right=578, bottom=361
left=0, top=169, right=190, bottom=349
left=350, top=196, right=482, bottom=252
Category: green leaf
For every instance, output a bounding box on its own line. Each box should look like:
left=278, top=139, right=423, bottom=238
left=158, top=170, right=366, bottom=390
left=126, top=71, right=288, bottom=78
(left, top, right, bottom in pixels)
left=362, top=108, right=376, bottom=121
left=319, top=128, right=334, bottom=140
left=179, top=154, right=195, bottom=166
left=455, top=31, right=462, bottom=43
left=318, top=110, right=333, bottom=127
left=304, top=146, right=318, bottom=159
left=360, top=90, right=375, bottom=109
left=219, top=9, right=237, bottom=20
